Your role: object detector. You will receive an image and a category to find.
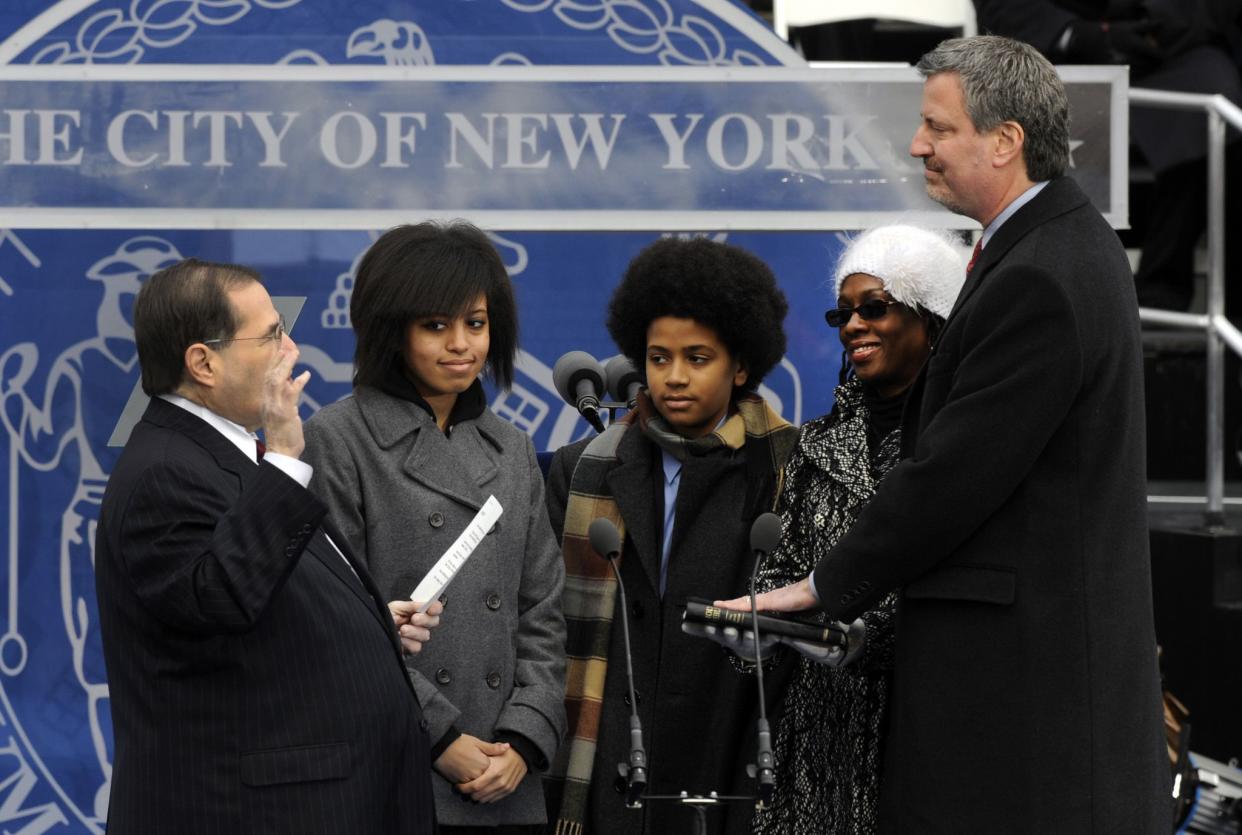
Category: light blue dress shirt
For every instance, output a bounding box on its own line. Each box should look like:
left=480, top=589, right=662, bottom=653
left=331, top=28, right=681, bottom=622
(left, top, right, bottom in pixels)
left=658, top=414, right=728, bottom=597
left=659, top=451, right=681, bottom=597
left=980, top=180, right=1048, bottom=248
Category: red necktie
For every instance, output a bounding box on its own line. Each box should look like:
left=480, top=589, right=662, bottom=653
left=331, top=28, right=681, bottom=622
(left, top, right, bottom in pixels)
left=255, top=439, right=265, bottom=462
left=967, top=238, right=983, bottom=274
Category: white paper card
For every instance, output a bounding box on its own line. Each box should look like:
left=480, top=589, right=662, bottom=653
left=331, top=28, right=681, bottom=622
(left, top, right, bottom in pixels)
left=409, top=495, right=503, bottom=612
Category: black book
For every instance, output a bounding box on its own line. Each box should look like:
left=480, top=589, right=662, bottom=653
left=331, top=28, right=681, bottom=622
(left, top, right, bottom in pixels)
left=684, top=597, right=845, bottom=647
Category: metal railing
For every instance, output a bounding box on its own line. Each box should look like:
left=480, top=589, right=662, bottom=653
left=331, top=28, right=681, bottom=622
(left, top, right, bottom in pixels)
left=1130, top=88, right=1242, bottom=526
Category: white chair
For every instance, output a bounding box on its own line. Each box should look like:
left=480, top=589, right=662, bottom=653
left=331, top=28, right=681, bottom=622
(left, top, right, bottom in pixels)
left=772, top=0, right=977, bottom=42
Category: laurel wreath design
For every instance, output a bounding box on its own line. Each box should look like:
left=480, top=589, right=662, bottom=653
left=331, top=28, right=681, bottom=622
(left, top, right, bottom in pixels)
left=29, top=0, right=304, bottom=64
left=499, top=0, right=764, bottom=65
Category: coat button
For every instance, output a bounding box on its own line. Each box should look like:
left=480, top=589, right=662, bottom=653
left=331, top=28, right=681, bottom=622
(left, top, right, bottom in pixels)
left=428, top=511, right=444, bottom=529
left=419, top=718, right=429, bottom=733
left=435, top=667, right=451, bottom=685
left=486, top=593, right=502, bottom=610
left=630, top=600, right=644, bottom=619
left=486, top=672, right=502, bottom=689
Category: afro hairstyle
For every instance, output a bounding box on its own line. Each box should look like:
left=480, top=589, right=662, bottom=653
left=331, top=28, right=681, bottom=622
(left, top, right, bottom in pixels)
left=606, top=237, right=788, bottom=392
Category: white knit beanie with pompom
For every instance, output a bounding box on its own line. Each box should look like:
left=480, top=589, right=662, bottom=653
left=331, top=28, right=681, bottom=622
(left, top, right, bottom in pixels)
left=832, top=225, right=970, bottom=320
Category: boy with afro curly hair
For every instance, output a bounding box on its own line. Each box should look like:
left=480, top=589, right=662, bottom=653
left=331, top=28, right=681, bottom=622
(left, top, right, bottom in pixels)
left=544, top=237, right=799, bottom=835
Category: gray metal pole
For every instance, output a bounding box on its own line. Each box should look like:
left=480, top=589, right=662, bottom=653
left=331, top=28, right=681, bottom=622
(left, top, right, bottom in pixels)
left=1132, top=90, right=1241, bottom=522
left=1205, top=108, right=1226, bottom=527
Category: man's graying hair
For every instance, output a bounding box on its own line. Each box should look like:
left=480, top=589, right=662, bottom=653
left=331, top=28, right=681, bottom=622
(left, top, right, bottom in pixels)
left=917, top=35, right=1070, bottom=182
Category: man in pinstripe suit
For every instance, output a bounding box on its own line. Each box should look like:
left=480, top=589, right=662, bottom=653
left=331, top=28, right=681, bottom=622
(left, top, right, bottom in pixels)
left=95, top=258, right=437, bottom=834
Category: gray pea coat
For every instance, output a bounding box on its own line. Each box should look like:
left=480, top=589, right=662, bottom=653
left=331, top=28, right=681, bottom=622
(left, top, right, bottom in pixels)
left=304, top=385, right=567, bottom=827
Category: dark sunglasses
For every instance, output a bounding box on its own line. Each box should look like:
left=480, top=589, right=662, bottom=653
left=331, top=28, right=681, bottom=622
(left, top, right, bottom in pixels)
left=824, top=299, right=901, bottom=328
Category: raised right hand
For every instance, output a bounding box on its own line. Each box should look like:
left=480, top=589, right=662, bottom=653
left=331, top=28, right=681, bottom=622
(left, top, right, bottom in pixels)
left=259, top=344, right=310, bottom=458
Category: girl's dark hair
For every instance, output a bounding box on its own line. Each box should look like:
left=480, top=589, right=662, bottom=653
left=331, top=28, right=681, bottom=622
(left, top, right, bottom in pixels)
left=606, top=237, right=788, bottom=392
left=350, top=221, right=518, bottom=389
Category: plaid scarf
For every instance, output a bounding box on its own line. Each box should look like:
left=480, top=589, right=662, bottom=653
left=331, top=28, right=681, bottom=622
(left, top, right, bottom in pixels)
left=547, top=390, right=797, bottom=835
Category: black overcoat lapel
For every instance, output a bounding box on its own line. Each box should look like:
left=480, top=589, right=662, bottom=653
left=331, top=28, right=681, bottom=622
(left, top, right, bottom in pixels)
left=608, top=430, right=662, bottom=594
left=946, top=179, right=1088, bottom=322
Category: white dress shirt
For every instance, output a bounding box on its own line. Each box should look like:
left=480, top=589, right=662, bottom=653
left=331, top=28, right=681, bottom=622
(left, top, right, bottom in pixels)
left=159, top=394, right=356, bottom=575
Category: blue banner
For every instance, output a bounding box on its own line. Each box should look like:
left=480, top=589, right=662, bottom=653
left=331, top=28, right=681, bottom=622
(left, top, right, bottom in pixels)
left=0, top=65, right=1126, bottom=229
left=0, top=2, right=1129, bottom=832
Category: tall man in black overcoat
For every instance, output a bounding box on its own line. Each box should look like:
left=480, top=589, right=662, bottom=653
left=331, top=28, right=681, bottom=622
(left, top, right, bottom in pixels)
left=94, top=258, right=438, bottom=834
left=733, top=36, right=1171, bottom=832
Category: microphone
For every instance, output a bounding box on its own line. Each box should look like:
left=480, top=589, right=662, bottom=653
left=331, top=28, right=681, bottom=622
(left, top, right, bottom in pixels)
left=588, top=518, right=647, bottom=808
left=750, top=512, right=783, bottom=555
left=587, top=517, right=623, bottom=561
left=747, top=511, right=782, bottom=808
left=604, top=355, right=642, bottom=411
left=553, top=351, right=607, bottom=433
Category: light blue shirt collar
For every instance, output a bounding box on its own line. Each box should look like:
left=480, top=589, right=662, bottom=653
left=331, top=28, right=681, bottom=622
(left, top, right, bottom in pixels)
left=661, top=451, right=682, bottom=485
left=658, top=413, right=728, bottom=596
left=981, top=181, right=1048, bottom=249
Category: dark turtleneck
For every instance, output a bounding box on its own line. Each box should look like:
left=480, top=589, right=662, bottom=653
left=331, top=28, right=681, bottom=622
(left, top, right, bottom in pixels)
left=862, top=384, right=906, bottom=456
left=376, top=373, right=487, bottom=434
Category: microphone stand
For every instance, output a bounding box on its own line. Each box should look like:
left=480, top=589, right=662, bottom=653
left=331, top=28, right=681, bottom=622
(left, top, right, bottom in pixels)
left=636, top=791, right=755, bottom=835
left=745, top=512, right=782, bottom=810
left=598, top=399, right=628, bottom=429
left=589, top=518, right=754, bottom=835
left=578, top=394, right=606, bottom=434
left=747, top=554, right=775, bottom=808
left=605, top=551, right=648, bottom=808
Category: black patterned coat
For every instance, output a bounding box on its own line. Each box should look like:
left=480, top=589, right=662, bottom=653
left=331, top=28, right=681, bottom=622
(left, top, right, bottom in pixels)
left=753, top=378, right=899, bottom=835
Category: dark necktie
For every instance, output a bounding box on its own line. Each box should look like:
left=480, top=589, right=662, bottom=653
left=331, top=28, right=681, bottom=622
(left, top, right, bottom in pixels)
left=255, top=439, right=265, bottom=463
left=967, top=238, right=983, bottom=274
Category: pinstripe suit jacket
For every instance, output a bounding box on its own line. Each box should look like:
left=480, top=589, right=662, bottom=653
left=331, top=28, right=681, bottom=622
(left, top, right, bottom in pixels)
left=95, top=397, right=435, bottom=835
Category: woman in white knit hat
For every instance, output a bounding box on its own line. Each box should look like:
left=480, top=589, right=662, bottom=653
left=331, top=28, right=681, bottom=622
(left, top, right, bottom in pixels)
left=750, top=224, right=968, bottom=835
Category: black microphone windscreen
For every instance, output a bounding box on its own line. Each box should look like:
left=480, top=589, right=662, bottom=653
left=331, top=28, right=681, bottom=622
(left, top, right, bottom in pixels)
left=604, top=355, right=642, bottom=402
left=553, top=351, right=605, bottom=405
left=750, top=512, right=783, bottom=554
left=588, top=517, right=623, bottom=560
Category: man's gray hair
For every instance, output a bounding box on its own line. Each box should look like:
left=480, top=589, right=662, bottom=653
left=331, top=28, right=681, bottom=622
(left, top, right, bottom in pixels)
left=916, top=35, right=1070, bottom=182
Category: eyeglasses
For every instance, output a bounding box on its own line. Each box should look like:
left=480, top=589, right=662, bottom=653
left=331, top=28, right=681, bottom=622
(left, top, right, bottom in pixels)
left=203, top=317, right=286, bottom=347
left=824, top=299, right=901, bottom=328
